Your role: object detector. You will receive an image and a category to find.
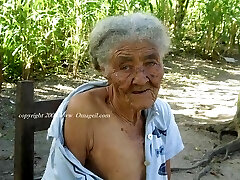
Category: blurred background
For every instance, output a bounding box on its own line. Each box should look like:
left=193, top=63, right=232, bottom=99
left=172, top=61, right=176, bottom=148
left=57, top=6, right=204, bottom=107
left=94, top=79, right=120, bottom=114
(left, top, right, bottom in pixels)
left=0, top=0, right=240, bottom=180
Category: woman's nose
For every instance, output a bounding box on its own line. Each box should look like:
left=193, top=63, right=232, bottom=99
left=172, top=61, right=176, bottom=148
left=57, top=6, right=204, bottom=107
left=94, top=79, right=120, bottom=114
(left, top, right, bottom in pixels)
left=132, top=67, right=149, bottom=85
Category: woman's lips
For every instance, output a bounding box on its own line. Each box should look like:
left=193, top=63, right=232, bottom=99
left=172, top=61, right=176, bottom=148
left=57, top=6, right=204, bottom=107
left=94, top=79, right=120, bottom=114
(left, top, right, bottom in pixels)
left=132, top=89, right=150, bottom=94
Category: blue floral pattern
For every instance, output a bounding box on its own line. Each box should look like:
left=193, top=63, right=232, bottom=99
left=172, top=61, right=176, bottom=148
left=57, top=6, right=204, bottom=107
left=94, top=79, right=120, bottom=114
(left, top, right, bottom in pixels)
left=158, top=162, right=167, bottom=176
left=155, top=145, right=165, bottom=157
left=152, top=127, right=167, bottom=138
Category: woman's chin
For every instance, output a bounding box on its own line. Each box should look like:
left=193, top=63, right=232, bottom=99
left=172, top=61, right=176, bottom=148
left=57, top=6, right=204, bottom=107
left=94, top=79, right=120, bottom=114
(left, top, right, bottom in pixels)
left=130, top=100, right=155, bottom=111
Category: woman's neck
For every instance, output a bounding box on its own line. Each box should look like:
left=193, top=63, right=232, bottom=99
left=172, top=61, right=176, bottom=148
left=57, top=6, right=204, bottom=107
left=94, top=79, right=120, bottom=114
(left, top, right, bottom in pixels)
left=107, top=85, right=142, bottom=125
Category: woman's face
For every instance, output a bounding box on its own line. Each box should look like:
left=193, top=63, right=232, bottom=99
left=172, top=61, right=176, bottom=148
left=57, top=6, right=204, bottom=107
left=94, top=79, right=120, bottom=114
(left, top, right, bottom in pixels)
left=106, top=40, right=164, bottom=110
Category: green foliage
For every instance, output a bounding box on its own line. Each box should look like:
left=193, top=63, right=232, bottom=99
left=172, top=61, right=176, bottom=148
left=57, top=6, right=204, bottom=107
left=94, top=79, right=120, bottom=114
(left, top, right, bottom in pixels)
left=0, top=0, right=239, bottom=82
left=178, top=0, right=240, bottom=57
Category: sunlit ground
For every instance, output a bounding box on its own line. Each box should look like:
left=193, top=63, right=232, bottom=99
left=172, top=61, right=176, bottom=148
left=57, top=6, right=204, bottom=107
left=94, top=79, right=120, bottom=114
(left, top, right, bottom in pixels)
left=159, top=57, right=240, bottom=125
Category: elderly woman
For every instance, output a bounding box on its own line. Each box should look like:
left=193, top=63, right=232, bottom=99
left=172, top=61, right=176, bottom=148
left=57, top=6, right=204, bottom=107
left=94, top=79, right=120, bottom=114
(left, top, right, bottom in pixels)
left=42, top=13, right=184, bottom=180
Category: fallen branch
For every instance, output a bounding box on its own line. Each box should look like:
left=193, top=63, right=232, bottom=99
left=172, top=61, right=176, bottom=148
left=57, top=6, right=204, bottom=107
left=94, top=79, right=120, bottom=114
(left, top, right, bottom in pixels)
left=193, top=165, right=211, bottom=180
left=172, top=137, right=240, bottom=172
left=173, top=93, right=240, bottom=173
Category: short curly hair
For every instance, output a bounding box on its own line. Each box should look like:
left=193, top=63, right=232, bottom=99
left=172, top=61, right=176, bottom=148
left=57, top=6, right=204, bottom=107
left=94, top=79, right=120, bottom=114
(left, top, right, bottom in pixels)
left=89, top=13, right=170, bottom=72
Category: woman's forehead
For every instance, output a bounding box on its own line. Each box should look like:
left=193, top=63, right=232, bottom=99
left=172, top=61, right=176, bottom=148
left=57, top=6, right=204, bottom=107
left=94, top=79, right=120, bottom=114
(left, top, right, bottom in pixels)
left=113, top=40, right=159, bottom=55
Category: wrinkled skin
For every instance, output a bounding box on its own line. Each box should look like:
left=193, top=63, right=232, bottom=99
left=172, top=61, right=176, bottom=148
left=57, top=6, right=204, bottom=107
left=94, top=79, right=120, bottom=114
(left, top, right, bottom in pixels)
left=106, top=40, right=164, bottom=122
left=64, top=40, right=171, bottom=180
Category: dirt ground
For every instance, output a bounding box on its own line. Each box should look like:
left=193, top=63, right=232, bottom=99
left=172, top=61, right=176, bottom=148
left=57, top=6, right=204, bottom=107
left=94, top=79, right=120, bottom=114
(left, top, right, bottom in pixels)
left=0, top=55, right=240, bottom=180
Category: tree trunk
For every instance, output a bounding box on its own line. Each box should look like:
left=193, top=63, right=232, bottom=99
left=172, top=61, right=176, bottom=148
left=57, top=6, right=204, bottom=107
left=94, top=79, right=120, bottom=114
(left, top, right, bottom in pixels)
left=233, top=92, right=240, bottom=137
left=22, top=63, right=31, bottom=80
left=174, top=0, right=190, bottom=31
left=220, top=92, right=240, bottom=138
left=73, top=59, right=80, bottom=78
left=174, top=0, right=190, bottom=42
left=0, top=57, right=3, bottom=91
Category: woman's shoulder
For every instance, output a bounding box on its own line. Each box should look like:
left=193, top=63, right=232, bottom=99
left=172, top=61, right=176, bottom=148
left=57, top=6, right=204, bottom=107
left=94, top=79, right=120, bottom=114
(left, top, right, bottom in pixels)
left=69, top=86, right=107, bottom=107
left=154, top=98, right=172, bottom=112
left=151, top=98, right=173, bottom=129
left=66, top=86, right=108, bottom=121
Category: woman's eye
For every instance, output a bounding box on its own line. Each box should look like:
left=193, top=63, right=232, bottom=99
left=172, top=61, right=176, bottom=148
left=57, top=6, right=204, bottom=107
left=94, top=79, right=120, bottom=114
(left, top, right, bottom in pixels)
left=145, top=60, right=157, bottom=66
left=120, top=65, right=131, bottom=70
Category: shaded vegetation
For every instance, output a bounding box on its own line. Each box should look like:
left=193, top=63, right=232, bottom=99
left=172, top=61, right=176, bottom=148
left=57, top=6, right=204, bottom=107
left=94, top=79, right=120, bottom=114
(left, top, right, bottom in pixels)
left=0, top=0, right=239, bottom=83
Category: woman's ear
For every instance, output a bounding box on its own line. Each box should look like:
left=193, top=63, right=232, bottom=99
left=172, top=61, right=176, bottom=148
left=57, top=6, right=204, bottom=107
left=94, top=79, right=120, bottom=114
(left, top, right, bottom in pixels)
left=100, top=66, right=105, bottom=74
left=99, top=66, right=108, bottom=79
left=102, top=68, right=113, bottom=84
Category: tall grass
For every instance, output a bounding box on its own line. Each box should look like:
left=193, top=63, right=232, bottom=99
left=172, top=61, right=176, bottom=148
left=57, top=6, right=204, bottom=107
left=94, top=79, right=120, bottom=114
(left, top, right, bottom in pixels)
left=0, top=0, right=239, bottom=83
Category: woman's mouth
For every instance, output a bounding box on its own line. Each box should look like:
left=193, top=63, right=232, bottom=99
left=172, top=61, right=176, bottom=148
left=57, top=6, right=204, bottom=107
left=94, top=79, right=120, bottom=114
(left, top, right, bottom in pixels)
left=132, top=89, right=150, bottom=94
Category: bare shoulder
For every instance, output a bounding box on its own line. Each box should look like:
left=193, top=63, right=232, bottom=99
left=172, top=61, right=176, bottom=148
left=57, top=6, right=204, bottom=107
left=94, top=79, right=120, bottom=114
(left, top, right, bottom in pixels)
left=65, top=86, right=108, bottom=131
left=64, top=87, right=108, bottom=164
left=67, top=86, right=107, bottom=114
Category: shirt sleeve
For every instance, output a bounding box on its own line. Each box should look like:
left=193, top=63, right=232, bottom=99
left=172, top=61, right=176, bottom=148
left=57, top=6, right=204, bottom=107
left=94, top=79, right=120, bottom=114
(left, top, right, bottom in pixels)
left=165, top=108, right=184, bottom=160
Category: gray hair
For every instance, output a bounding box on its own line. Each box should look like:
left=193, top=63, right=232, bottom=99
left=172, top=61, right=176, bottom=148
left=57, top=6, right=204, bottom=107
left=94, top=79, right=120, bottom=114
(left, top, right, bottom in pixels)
left=89, top=13, right=170, bottom=72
